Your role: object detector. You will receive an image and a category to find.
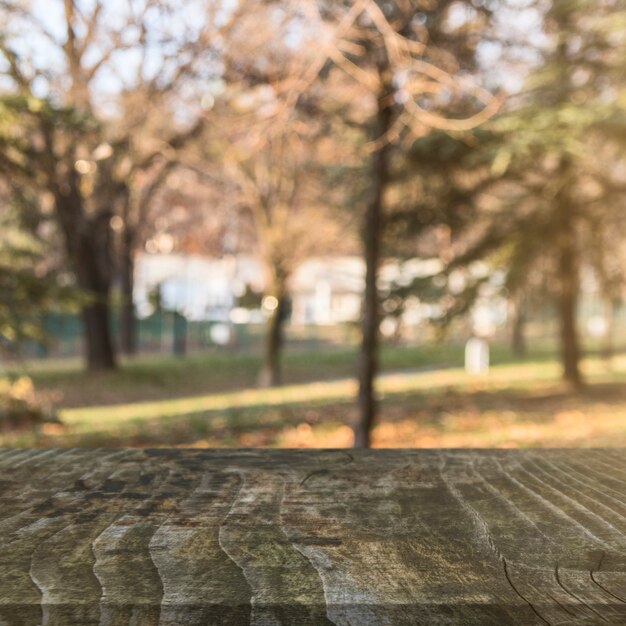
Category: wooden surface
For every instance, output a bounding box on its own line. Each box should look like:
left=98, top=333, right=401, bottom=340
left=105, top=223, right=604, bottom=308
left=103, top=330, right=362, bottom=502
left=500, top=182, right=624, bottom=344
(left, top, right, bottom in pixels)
left=1, top=449, right=626, bottom=625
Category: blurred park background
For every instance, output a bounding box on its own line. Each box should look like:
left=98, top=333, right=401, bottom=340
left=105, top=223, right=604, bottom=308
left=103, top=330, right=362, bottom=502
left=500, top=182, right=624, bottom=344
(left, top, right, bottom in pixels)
left=1, top=0, right=626, bottom=449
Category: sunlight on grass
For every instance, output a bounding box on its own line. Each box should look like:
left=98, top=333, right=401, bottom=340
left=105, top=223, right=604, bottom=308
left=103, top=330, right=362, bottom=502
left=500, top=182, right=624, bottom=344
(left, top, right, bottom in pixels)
left=60, top=358, right=559, bottom=429
left=61, top=378, right=359, bottom=428
left=4, top=351, right=626, bottom=449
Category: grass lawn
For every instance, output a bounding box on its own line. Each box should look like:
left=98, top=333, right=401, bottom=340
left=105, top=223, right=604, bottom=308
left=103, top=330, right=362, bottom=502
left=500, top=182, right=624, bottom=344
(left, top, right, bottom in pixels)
left=3, top=342, right=626, bottom=448
left=2, top=341, right=555, bottom=408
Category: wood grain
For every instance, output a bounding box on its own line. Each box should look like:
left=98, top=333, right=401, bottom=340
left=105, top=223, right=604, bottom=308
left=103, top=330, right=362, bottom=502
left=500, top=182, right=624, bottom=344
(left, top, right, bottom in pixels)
left=1, top=449, right=625, bottom=625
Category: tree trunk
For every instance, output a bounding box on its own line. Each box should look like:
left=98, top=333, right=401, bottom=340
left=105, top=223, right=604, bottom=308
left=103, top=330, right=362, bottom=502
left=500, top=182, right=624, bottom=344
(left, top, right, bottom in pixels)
left=120, top=231, right=137, bottom=355
left=511, top=298, right=526, bottom=358
left=77, top=243, right=117, bottom=371
left=82, top=297, right=116, bottom=370
left=258, top=291, right=289, bottom=388
left=173, top=312, right=187, bottom=356
left=354, top=64, right=394, bottom=449
left=55, top=190, right=117, bottom=371
left=555, top=198, right=582, bottom=388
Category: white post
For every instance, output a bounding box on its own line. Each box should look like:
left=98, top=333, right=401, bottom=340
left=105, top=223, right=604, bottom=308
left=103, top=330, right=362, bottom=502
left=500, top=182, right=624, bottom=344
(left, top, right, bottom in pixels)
left=465, top=337, right=489, bottom=375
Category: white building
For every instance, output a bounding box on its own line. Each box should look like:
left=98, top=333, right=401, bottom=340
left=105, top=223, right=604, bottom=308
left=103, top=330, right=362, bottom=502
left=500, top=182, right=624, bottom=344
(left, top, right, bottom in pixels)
left=134, top=253, right=263, bottom=321
left=133, top=253, right=504, bottom=331
left=290, top=257, right=364, bottom=324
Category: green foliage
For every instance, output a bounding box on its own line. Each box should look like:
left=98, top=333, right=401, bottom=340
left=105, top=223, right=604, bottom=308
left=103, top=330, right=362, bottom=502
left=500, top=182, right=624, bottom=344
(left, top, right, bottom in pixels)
left=0, top=93, right=96, bottom=133
left=431, top=1, right=624, bottom=314
left=0, top=205, right=79, bottom=350
left=147, top=284, right=164, bottom=312
left=0, top=94, right=99, bottom=183
left=236, top=284, right=263, bottom=309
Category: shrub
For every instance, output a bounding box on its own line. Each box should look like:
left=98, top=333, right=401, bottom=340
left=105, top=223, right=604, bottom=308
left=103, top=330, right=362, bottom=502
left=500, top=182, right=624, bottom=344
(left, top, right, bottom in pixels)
left=0, top=376, right=59, bottom=431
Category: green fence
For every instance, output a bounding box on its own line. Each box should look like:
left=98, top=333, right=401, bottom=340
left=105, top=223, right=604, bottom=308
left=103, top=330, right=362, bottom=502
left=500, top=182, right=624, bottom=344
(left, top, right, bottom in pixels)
left=15, top=298, right=626, bottom=361
left=18, top=311, right=258, bottom=359
left=17, top=311, right=335, bottom=360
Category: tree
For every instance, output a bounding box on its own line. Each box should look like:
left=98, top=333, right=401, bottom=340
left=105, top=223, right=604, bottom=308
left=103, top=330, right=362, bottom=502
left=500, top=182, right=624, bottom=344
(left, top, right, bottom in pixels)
left=301, top=0, right=498, bottom=447
left=0, top=93, right=119, bottom=368
left=199, top=2, right=359, bottom=387
left=457, top=0, right=626, bottom=387
left=218, top=127, right=349, bottom=386
left=388, top=0, right=626, bottom=389
left=0, top=0, right=241, bottom=369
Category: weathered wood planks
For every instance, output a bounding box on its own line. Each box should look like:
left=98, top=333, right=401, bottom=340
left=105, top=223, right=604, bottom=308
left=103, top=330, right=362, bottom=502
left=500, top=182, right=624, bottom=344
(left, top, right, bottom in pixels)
left=0, top=448, right=625, bottom=625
